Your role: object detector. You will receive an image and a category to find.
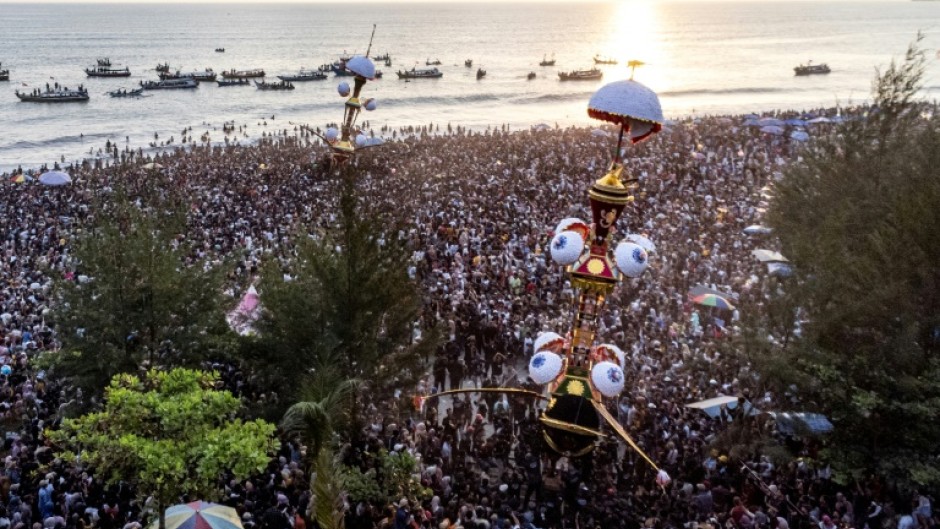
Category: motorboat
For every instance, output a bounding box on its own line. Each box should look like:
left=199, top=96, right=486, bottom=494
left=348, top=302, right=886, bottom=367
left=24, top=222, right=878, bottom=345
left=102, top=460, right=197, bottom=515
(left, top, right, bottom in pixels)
left=140, top=78, right=199, bottom=89
left=372, top=52, right=390, bottom=62
left=16, top=86, right=89, bottom=102
left=278, top=69, right=328, bottom=82
left=397, top=67, right=443, bottom=79
left=108, top=87, right=144, bottom=97
left=255, top=80, right=294, bottom=90
left=426, top=58, right=442, bottom=66
left=217, top=78, right=250, bottom=87
left=375, top=70, right=384, bottom=79
left=593, top=55, right=618, bottom=65
left=527, top=71, right=536, bottom=80
left=221, top=68, right=265, bottom=78
left=330, top=61, right=356, bottom=77
left=476, top=67, right=486, bottom=79
left=558, top=67, right=602, bottom=81
left=794, top=62, right=831, bottom=76
left=215, top=48, right=225, bottom=53
left=465, top=59, right=473, bottom=68
left=155, top=62, right=171, bottom=73
left=539, top=53, right=556, bottom=66
left=0, top=63, right=8, bottom=81
left=384, top=57, right=392, bottom=67
left=97, top=58, right=111, bottom=67
left=85, top=66, right=131, bottom=77
left=160, top=69, right=217, bottom=81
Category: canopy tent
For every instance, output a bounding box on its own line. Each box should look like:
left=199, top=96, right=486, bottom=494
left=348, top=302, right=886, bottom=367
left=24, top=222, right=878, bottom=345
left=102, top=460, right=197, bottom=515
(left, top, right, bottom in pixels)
left=752, top=249, right=788, bottom=262
left=686, top=395, right=754, bottom=419
left=689, top=284, right=738, bottom=301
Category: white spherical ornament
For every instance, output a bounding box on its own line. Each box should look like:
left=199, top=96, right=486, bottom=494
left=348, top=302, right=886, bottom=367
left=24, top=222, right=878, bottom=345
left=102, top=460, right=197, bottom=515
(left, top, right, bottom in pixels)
left=325, top=127, right=339, bottom=142
left=555, top=217, right=590, bottom=240
left=355, top=134, right=368, bottom=147
left=594, top=343, right=625, bottom=368
left=337, top=82, right=351, bottom=97
left=533, top=331, right=565, bottom=353
left=528, top=351, right=563, bottom=385
left=550, top=230, right=584, bottom=265
left=590, top=361, right=625, bottom=397
left=365, top=99, right=377, bottom=111
left=615, top=241, right=649, bottom=278
left=656, top=470, right=672, bottom=487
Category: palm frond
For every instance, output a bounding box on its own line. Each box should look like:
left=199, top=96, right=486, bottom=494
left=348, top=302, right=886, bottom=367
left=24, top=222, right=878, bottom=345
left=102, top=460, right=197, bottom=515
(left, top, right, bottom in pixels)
left=312, top=448, right=346, bottom=529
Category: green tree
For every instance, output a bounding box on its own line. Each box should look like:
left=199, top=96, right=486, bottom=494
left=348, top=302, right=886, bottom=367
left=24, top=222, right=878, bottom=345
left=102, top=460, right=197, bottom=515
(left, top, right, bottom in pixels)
left=280, top=365, right=361, bottom=465
left=753, top=40, right=940, bottom=491
left=50, top=180, right=228, bottom=395
left=49, top=368, right=277, bottom=529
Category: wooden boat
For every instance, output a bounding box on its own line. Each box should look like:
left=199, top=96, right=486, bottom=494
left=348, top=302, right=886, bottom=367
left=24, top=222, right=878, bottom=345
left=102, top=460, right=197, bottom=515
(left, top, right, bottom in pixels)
left=426, top=58, right=442, bottom=66
left=527, top=71, right=536, bottom=80
left=539, top=54, right=556, bottom=67
left=217, top=78, right=250, bottom=87
left=85, top=66, right=131, bottom=77
left=397, top=67, right=443, bottom=79
left=160, top=69, right=217, bottom=81
left=372, top=52, right=390, bottom=62
left=375, top=70, right=383, bottom=79
left=331, top=61, right=356, bottom=77
left=255, top=80, right=294, bottom=91
left=593, top=55, right=618, bottom=65
left=0, top=63, right=8, bottom=81
left=794, top=62, right=831, bottom=76
left=476, top=68, right=486, bottom=79
left=558, top=67, right=602, bottom=81
left=140, top=78, right=198, bottom=89
left=221, top=68, right=265, bottom=78
left=97, top=58, right=111, bottom=67
left=16, top=86, right=89, bottom=102
left=278, top=69, right=328, bottom=82
left=465, top=59, right=473, bottom=68
left=215, top=48, right=225, bottom=53
left=384, top=57, right=392, bottom=67
left=155, top=62, right=171, bottom=73
left=109, top=87, right=144, bottom=97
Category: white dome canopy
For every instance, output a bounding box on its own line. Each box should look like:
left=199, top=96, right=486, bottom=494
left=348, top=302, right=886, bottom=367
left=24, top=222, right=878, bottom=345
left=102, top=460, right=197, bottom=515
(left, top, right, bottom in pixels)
left=587, top=79, right=664, bottom=144
left=345, top=55, right=376, bottom=79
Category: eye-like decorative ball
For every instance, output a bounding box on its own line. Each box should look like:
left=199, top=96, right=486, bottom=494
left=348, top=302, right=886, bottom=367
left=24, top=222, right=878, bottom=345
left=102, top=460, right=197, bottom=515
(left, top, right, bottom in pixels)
left=365, top=99, right=377, bottom=111
left=528, top=351, right=564, bottom=385
left=338, top=81, right=351, bottom=97
left=325, top=127, right=339, bottom=142
left=533, top=331, right=565, bottom=353
left=615, top=241, right=649, bottom=278
left=594, top=343, right=625, bottom=368
left=355, top=134, right=368, bottom=147
left=590, top=361, right=625, bottom=397
left=555, top=217, right=590, bottom=240
left=550, top=230, right=585, bottom=265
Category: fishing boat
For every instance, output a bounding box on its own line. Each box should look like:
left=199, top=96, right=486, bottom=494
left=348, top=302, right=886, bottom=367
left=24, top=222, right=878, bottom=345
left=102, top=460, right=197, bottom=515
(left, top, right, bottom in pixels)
left=426, top=58, right=442, bottom=66
left=255, top=80, right=294, bottom=91
left=465, top=59, right=473, bottom=68
left=160, top=69, right=217, bottom=81
left=16, top=86, right=90, bottom=102
left=221, top=68, right=266, bottom=78
left=476, top=67, right=486, bottom=79
left=140, top=78, right=199, bottom=89
left=396, top=67, right=443, bottom=79
left=794, top=62, right=831, bottom=76
left=527, top=71, right=536, bottom=80
left=217, top=78, right=250, bottom=87
left=539, top=53, right=556, bottom=66
left=85, top=66, right=131, bottom=77
left=97, top=58, right=111, bottom=67
left=215, top=48, right=225, bottom=53
left=0, top=63, right=8, bottom=81
left=558, top=67, right=602, bottom=81
left=375, top=70, right=384, bottom=79
left=384, top=57, right=392, bottom=67
left=278, top=69, right=328, bottom=82
left=372, top=52, right=390, bottom=62
left=593, top=55, right=618, bottom=65
left=108, top=87, right=144, bottom=97
left=155, top=62, right=171, bottom=73
left=330, top=61, right=356, bottom=77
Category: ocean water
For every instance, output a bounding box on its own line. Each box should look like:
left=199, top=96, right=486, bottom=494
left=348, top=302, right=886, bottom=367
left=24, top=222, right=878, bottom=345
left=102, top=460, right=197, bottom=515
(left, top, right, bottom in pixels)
left=0, top=1, right=938, bottom=171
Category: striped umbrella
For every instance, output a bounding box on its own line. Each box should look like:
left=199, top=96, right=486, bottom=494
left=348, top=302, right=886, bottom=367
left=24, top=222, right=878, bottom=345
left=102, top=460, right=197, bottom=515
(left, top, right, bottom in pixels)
left=691, top=293, right=735, bottom=311
left=155, top=502, right=243, bottom=529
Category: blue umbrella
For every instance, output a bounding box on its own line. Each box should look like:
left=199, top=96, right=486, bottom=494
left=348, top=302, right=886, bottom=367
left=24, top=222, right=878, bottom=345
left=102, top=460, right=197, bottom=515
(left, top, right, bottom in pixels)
left=761, top=125, right=785, bottom=135
left=790, top=130, right=810, bottom=141
left=758, top=117, right=785, bottom=127
left=785, top=118, right=806, bottom=126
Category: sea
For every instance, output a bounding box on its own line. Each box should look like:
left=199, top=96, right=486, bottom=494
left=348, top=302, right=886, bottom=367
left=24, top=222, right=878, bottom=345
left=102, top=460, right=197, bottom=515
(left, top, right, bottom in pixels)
left=1, top=1, right=939, bottom=172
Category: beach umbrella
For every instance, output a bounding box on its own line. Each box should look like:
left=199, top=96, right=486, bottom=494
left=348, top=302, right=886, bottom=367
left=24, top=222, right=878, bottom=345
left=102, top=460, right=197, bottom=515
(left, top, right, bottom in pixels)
left=760, top=125, right=785, bottom=136
left=142, top=162, right=164, bottom=170
left=758, top=117, right=785, bottom=127
left=785, top=118, right=806, bottom=127
left=38, top=171, right=71, bottom=186
left=767, top=262, right=793, bottom=277
left=10, top=174, right=31, bottom=184
left=154, top=502, right=243, bottom=529
left=752, top=249, right=788, bottom=262
left=686, top=395, right=753, bottom=419
left=806, top=116, right=831, bottom=125
left=587, top=78, right=664, bottom=146
left=591, top=128, right=610, bottom=138
left=689, top=284, right=738, bottom=301
left=691, top=152, right=706, bottom=160
left=742, top=224, right=772, bottom=235
left=743, top=118, right=761, bottom=127
left=790, top=130, right=810, bottom=142
left=626, top=233, right=656, bottom=253
left=691, top=293, right=735, bottom=310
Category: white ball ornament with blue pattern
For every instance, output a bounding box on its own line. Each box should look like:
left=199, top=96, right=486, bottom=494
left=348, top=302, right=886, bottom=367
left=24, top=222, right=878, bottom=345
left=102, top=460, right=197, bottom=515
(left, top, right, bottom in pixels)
left=591, top=360, right=625, bottom=397
left=615, top=241, right=649, bottom=278
left=528, top=350, right=564, bottom=385
left=550, top=230, right=585, bottom=265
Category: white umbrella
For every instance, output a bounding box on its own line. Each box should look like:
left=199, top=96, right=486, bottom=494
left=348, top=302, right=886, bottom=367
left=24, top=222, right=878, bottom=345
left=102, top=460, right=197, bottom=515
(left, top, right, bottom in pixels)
left=626, top=233, right=656, bottom=253
left=760, top=125, right=785, bottom=136
left=752, top=249, right=788, bottom=262
left=742, top=225, right=772, bottom=235
left=142, top=162, right=164, bottom=170
left=686, top=395, right=753, bottom=419
left=591, top=128, right=610, bottom=138
left=38, top=171, right=72, bottom=186
left=807, top=116, right=831, bottom=124
left=790, top=130, right=810, bottom=142
left=587, top=79, right=664, bottom=143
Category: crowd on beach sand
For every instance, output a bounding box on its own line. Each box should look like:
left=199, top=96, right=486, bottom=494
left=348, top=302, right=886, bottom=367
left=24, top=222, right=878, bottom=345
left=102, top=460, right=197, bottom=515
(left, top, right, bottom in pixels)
left=0, top=106, right=936, bottom=529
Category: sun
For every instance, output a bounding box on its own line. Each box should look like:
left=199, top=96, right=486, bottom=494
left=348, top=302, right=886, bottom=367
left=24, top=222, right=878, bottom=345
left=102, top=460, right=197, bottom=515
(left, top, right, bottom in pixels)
left=599, top=0, right=668, bottom=91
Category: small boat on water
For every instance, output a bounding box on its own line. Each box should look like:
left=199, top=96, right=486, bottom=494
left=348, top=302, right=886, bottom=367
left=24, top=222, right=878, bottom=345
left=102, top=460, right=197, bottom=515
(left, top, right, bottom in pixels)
left=160, top=69, right=217, bottom=81
left=109, top=87, right=144, bottom=97
left=527, top=71, right=536, bottom=80
left=331, top=61, right=356, bottom=77
left=375, top=70, right=384, bottom=79
left=593, top=55, right=618, bottom=65
left=426, top=58, right=442, bottom=66
left=372, top=52, right=390, bottom=62
left=140, top=78, right=199, bottom=90
left=539, top=53, right=556, bottom=67
left=558, top=67, right=602, bottom=81
left=476, top=67, right=486, bottom=79
left=465, top=59, right=473, bottom=68
left=217, top=78, right=250, bottom=87
left=16, top=86, right=89, bottom=102
left=215, top=48, right=225, bottom=53
left=221, top=68, right=265, bottom=78
left=97, top=58, right=111, bottom=67
left=384, top=57, right=392, bottom=67
left=255, top=80, right=294, bottom=91
left=85, top=66, right=131, bottom=77
left=794, top=62, right=831, bottom=76
left=155, top=62, right=171, bottom=73
left=278, top=69, right=328, bottom=82
left=0, top=63, right=9, bottom=81
left=397, top=67, right=443, bottom=79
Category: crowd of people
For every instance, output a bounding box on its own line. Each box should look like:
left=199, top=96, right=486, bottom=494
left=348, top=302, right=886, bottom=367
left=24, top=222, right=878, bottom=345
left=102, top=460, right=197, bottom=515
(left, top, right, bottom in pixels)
left=0, top=107, right=934, bottom=529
